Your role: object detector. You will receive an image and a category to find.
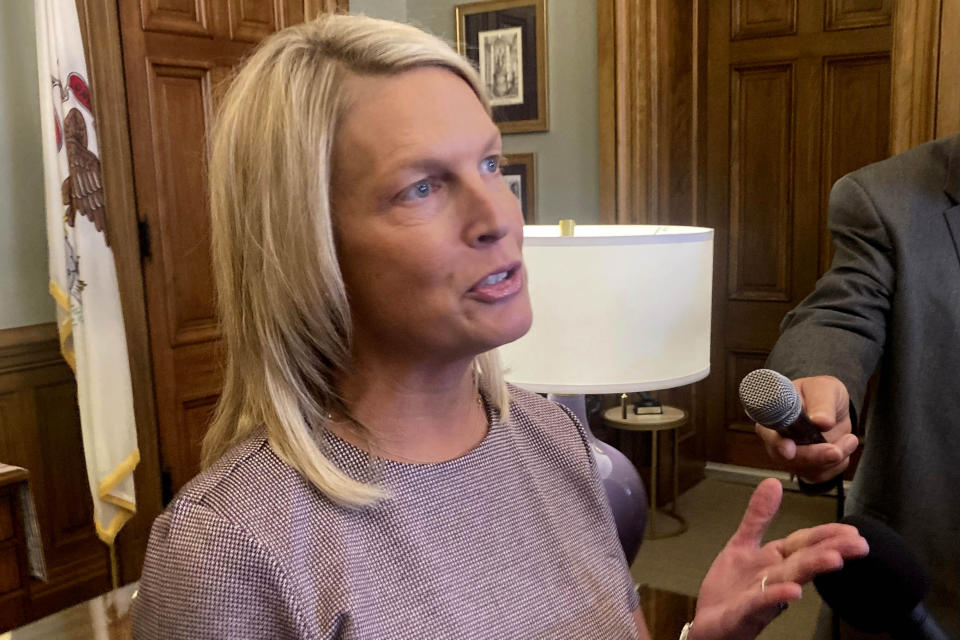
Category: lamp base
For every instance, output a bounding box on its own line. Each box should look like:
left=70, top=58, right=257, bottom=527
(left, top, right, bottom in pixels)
left=548, top=394, right=648, bottom=564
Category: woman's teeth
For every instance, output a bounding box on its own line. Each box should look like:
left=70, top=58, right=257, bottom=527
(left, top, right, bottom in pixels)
left=481, top=271, right=509, bottom=286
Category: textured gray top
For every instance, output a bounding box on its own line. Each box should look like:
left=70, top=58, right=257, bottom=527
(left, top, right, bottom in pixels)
left=132, top=385, right=639, bottom=639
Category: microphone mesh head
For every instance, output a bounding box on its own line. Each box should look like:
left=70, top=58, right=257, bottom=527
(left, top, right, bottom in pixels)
left=738, top=369, right=802, bottom=429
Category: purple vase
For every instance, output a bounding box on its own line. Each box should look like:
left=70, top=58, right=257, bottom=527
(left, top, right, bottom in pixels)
left=549, top=394, right=647, bottom=564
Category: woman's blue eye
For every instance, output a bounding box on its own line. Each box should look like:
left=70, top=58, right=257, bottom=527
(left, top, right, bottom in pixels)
left=401, top=179, right=433, bottom=201
left=482, top=156, right=501, bottom=173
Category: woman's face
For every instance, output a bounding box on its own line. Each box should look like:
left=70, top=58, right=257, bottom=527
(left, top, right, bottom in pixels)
left=331, top=67, right=532, bottom=365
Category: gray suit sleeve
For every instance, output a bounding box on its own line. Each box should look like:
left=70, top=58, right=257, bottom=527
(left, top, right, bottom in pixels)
left=766, top=173, right=896, bottom=414
left=132, top=500, right=312, bottom=640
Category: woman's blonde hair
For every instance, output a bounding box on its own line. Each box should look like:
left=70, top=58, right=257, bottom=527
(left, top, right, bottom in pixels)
left=204, top=13, right=510, bottom=506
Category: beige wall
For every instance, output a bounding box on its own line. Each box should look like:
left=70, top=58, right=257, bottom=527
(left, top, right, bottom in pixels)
left=354, top=0, right=601, bottom=225
left=0, top=1, right=53, bottom=329
left=352, top=0, right=408, bottom=23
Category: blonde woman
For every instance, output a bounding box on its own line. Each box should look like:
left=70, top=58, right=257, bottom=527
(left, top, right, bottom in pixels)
left=132, top=14, right=867, bottom=640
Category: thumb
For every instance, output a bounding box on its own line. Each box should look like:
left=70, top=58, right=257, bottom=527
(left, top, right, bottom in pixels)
left=728, top=478, right=783, bottom=548
left=797, top=377, right=847, bottom=426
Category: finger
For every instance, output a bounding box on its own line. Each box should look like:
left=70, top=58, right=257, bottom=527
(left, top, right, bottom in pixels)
left=792, top=442, right=848, bottom=469
left=777, top=540, right=869, bottom=586
left=780, top=523, right=862, bottom=556
left=729, top=478, right=783, bottom=547
left=755, top=424, right=797, bottom=461
left=835, top=433, right=860, bottom=455
left=778, top=550, right=846, bottom=586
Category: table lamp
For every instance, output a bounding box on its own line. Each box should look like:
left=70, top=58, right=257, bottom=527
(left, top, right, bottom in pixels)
left=499, top=222, right=714, bottom=562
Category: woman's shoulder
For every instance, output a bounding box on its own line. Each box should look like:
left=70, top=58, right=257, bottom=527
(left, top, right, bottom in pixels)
left=161, top=430, right=322, bottom=553
left=505, top=383, right=569, bottom=422
left=175, top=430, right=299, bottom=510
left=504, top=384, right=593, bottom=458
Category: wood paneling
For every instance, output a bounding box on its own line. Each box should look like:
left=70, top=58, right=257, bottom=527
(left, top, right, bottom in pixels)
left=0, top=324, right=110, bottom=627
left=935, top=2, right=960, bottom=138
left=731, top=0, right=797, bottom=40
left=147, top=62, right=218, bottom=346
left=140, top=0, right=213, bottom=36
left=706, top=1, right=892, bottom=468
left=891, top=0, right=960, bottom=154
left=825, top=0, right=892, bottom=32
left=729, top=64, right=794, bottom=302
left=227, top=0, right=282, bottom=42
left=821, top=54, right=890, bottom=272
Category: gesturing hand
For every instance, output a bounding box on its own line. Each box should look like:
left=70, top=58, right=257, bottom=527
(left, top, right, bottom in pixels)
left=688, top=479, right=868, bottom=640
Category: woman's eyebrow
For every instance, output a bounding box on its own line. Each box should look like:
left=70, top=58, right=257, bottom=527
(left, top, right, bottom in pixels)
left=385, top=130, right=502, bottom=173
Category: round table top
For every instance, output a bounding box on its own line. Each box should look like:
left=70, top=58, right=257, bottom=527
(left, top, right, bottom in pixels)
left=602, top=405, right=688, bottom=432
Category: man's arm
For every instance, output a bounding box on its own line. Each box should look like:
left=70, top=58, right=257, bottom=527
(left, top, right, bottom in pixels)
left=767, top=173, right=895, bottom=408
left=759, top=173, right=895, bottom=481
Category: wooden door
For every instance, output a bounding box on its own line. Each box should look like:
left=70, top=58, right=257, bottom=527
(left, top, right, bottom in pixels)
left=118, top=0, right=347, bottom=499
left=704, top=0, right=893, bottom=467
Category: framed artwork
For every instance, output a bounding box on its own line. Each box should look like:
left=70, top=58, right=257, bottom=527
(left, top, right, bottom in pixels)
left=502, top=152, right=536, bottom=223
left=455, top=0, right=548, bottom=133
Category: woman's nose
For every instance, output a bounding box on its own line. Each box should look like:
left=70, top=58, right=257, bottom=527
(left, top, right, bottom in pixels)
left=462, top=177, right=517, bottom=247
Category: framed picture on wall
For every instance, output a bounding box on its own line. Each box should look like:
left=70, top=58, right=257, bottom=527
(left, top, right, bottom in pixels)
left=455, top=0, right=548, bottom=133
left=502, top=152, right=536, bottom=223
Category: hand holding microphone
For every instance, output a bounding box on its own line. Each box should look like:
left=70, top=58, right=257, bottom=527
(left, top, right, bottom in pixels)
left=739, top=370, right=859, bottom=483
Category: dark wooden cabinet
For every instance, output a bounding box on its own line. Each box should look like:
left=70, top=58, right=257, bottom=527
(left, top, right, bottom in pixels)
left=0, top=466, right=31, bottom=631
left=0, top=325, right=111, bottom=631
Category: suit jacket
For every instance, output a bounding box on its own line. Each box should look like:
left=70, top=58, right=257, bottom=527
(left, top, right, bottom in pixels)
left=767, top=133, right=960, bottom=634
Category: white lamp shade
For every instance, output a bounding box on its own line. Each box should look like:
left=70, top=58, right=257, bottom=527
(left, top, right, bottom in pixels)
left=499, top=225, right=714, bottom=394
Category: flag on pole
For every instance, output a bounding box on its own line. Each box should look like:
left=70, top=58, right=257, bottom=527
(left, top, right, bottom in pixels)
left=34, top=0, right=139, bottom=549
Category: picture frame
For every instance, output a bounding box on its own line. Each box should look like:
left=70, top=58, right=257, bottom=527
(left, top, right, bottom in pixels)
left=455, top=0, right=548, bottom=133
left=502, top=152, right=536, bottom=223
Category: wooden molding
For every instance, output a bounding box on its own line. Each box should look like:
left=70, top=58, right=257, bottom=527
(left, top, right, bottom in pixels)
left=0, top=323, right=57, bottom=350
left=935, top=1, right=960, bottom=139
left=890, top=0, right=941, bottom=154
left=0, top=324, right=62, bottom=375
left=74, top=0, right=163, bottom=584
left=597, top=0, right=657, bottom=224
left=597, top=0, right=705, bottom=226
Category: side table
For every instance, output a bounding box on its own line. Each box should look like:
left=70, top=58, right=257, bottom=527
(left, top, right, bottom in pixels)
left=602, top=405, right=688, bottom=539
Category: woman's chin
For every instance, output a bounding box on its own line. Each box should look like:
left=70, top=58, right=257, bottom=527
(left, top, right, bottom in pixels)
left=488, top=313, right=534, bottom=351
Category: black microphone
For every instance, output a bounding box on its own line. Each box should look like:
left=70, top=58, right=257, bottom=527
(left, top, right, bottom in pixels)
left=814, top=514, right=952, bottom=640
left=738, top=368, right=826, bottom=445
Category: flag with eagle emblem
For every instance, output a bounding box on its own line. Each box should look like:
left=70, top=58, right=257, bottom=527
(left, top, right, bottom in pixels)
left=35, top=0, right=138, bottom=548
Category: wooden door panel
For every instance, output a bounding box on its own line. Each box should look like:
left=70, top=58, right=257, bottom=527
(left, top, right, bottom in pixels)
left=707, top=0, right=892, bottom=468
left=732, top=0, right=797, bottom=40
left=825, top=0, right=892, bottom=31
left=729, top=63, right=795, bottom=302
left=140, top=0, right=213, bottom=36
left=227, top=0, right=284, bottom=41
left=147, top=62, right=218, bottom=346
left=820, top=53, right=890, bottom=272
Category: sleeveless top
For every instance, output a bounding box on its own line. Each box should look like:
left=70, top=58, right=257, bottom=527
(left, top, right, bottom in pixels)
left=132, top=385, right=640, bottom=639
